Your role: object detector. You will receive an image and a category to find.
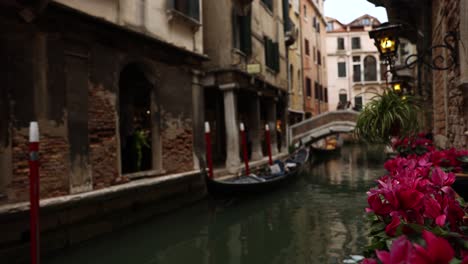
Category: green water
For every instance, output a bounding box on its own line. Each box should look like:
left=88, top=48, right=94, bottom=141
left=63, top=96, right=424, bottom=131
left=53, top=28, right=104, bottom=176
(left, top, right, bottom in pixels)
left=45, top=144, right=386, bottom=264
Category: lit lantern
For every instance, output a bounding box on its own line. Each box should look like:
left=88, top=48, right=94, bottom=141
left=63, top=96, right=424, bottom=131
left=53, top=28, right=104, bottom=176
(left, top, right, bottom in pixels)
left=369, top=23, right=402, bottom=60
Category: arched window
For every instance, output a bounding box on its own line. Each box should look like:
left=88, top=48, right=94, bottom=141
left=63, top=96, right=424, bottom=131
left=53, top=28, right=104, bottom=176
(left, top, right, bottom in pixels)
left=364, top=56, right=377, bottom=81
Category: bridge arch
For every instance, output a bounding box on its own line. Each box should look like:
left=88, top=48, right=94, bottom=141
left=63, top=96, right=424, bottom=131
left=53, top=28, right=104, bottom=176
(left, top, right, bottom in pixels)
left=289, top=110, right=359, bottom=145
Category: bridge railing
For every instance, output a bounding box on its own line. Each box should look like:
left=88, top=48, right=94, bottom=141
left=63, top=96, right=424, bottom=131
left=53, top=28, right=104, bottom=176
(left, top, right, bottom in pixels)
left=289, top=110, right=359, bottom=145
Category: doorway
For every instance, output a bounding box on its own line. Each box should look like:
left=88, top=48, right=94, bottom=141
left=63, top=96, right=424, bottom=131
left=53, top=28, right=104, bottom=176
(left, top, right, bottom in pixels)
left=119, top=64, right=153, bottom=174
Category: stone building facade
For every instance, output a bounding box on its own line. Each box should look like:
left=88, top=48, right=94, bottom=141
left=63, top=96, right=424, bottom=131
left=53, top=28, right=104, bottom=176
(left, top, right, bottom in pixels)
left=326, top=15, right=387, bottom=112
left=202, top=0, right=289, bottom=173
left=367, top=0, right=468, bottom=148
left=0, top=0, right=206, bottom=204
left=300, top=0, right=328, bottom=117
left=287, top=0, right=305, bottom=124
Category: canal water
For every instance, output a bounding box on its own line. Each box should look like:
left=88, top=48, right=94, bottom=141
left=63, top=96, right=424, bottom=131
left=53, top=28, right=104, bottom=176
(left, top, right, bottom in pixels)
left=45, top=144, right=386, bottom=264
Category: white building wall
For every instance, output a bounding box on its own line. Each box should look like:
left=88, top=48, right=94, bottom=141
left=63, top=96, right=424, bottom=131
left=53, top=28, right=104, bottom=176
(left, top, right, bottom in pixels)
left=326, top=17, right=386, bottom=111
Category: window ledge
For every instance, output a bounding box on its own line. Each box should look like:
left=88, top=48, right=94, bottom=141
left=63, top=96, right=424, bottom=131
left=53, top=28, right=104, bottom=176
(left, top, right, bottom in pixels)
left=259, top=2, right=274, bottom=16
left=232, top=48, right=247, bottom=57
left=265, top=66, right=279, bottom=75
left=167, top=9, right=201, bottom=31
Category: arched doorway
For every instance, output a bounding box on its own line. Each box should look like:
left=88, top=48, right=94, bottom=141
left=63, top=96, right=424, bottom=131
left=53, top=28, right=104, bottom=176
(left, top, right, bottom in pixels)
left=119, top=64, right=153, bottom=174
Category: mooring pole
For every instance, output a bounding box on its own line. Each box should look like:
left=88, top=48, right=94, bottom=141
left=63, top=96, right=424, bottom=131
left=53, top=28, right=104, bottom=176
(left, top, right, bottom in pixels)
left=204, top=122, right=214, bottom=179
left=29, top=122, right=40, bottom=264
left=240, top=123, right=250, bottom=175
left=265, top=124, right=273, bottom=165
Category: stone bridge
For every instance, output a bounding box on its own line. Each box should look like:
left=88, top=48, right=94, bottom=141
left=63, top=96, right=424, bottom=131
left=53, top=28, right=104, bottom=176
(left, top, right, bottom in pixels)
left=288, top=110, right=360, bottom=145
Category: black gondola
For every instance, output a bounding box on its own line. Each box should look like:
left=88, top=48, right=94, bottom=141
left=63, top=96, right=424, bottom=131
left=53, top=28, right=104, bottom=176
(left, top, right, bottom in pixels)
left=206, top=147, right=309, bottom=195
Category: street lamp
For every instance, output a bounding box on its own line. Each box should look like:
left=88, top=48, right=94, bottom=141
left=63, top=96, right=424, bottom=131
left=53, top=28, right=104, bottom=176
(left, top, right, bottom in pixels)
left=369, top=23, right=401, bottom=62
left=390, top=79, right=412, bottom=95
left=369, top=23, right=458, bottom=71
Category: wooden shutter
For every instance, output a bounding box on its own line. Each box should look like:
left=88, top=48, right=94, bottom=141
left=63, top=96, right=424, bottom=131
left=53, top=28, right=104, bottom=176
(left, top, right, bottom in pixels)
left=273, top=42, right=279, bottom=72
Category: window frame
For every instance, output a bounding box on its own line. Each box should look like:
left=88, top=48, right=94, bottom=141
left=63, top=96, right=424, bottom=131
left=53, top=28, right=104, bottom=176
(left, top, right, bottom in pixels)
left=337, top=37, right=345, bottom=50
left=337, top=62, right=347, bottom=77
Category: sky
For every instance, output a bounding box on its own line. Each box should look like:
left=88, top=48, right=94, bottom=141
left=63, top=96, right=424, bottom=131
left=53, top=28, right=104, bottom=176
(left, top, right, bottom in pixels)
left=324, top=0, right=388, bottom=24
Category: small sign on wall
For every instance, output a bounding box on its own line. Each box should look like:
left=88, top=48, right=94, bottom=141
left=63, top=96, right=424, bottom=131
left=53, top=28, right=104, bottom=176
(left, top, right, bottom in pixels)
left=247, top=64, right=261, bottom=74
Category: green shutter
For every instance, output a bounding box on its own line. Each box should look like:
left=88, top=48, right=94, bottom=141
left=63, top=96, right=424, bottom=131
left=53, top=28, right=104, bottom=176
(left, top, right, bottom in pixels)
left=282, top=0, right=290, bottom=32
left=273, top=42, right=279, bottom=72
left=239, top=12, right=252, bottom=55
left=269, top=39, right=274, bottom=70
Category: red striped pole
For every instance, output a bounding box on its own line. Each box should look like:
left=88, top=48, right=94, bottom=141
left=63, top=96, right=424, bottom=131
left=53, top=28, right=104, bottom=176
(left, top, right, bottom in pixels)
left=265, top=124, right=273, bottom=165
left=240, top=123, right=250, bottom=175
left=29, top=122, right=40, bottom=264
left=204, top=122, right=214, bottom=179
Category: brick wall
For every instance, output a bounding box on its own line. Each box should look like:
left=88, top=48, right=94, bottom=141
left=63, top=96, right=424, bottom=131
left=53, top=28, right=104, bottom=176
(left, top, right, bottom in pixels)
left=88, top=83, right=119, bottom=189
left=432, top=0, right=465, bottom=148
left=8, top=128, right=69, bottom=203
left=161, top=119, right=194, bottom=174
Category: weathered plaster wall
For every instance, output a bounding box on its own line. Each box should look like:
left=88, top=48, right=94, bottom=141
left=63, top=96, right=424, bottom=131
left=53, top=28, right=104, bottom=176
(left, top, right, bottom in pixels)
left=53, top=0, right=204, bottom=55
left=288, top=1, right=304, bottom=115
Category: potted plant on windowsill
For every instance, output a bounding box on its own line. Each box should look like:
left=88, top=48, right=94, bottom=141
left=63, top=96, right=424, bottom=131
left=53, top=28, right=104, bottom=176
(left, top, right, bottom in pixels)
left=354, top=89, right=420, bottom=145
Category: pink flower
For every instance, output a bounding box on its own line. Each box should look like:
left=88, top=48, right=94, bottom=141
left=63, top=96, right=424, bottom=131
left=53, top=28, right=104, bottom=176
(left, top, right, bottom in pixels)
left=410, top=231, right=454, bottom=264
left=385, top=215, right=401, bottom=236
left=368, top=193, right=393, bottom=216
left=376, top=236, right=413, bottom=264
left=431, top=167, right=455, bottom=187
left=362, top=258, right=378, bottom=264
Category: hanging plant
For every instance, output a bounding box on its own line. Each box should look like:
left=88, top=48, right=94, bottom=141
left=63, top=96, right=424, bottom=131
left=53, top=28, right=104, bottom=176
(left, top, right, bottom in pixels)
left=354, top=89, right=420, bottom=144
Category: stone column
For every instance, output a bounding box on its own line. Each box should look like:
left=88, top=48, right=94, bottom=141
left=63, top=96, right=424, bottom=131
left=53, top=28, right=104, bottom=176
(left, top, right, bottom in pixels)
left=268, top=100, right=278, bottom=155
left=281, top=99, right=288, bottom=153
left=220, top=84, right=241, bottom=173
left=191, top=70, right=204, bottom=170
left=249, top=96, right=263, bottom=160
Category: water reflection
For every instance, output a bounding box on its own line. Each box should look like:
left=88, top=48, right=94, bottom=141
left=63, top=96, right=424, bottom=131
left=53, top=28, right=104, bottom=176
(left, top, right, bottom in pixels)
left=45, top=144, right=386, bottom=264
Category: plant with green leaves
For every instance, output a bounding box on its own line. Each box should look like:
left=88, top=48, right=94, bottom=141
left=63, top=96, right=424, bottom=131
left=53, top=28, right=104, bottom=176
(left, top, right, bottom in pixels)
left=354, top=89, right=420, bottom=144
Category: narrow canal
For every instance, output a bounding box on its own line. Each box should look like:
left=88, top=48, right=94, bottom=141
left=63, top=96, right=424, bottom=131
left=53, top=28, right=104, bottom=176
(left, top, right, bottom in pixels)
left=45, top=144, right=386, bottom=264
